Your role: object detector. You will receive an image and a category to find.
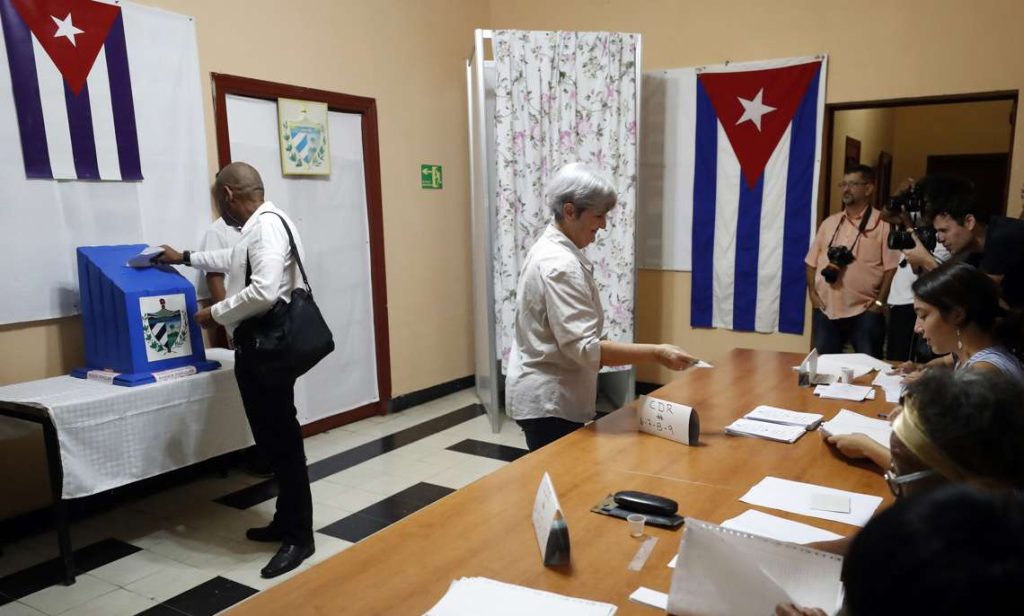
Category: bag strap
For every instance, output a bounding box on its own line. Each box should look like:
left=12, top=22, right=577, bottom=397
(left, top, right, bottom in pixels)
left=244, top=211, right=312, bottom=296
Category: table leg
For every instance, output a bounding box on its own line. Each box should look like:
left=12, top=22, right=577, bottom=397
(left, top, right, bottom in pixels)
left=41, top=420, right=75, bottom=585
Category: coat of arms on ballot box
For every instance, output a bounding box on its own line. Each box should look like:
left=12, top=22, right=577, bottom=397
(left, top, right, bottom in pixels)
left=140, top=296, right=192, bottom=361
left=71, top=245, right=219, bottom=386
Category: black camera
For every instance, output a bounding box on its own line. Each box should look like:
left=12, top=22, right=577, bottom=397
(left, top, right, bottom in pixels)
left=886, top=184, right=926, bottom=214
left=886, top=185, right=937, bottom=252
left=822, top=246, right=855, bottom=283
left=887, top=225, right=938, bottom=252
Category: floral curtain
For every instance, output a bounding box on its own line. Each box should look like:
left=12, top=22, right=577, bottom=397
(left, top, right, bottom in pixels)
left=492, top=30, right=639, bottom=370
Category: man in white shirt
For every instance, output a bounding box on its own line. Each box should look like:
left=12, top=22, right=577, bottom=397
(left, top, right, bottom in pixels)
left=158, top=162, right=314, bottom=579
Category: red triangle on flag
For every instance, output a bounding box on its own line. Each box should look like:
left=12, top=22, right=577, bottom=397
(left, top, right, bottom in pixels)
left=11, top=0, right=121, bottom=95
left=698, top=61, right=821, bottom=189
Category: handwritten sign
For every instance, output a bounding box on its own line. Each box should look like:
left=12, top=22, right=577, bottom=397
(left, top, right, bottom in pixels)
left=532, top=472, right=570, bottom=566
left=639, top=395, right=699, bottom=445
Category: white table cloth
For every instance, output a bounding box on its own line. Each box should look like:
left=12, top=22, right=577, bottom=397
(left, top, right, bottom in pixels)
left=0, top=348, right=252, bottom=499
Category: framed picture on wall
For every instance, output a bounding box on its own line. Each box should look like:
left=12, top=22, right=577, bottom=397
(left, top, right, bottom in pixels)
left=278, top=98, right=331, bottom=176
left=844, top=136, right=861, bottom=173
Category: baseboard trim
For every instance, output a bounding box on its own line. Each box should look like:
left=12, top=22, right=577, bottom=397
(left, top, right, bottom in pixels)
left=389, top=375, right=475, bottom=413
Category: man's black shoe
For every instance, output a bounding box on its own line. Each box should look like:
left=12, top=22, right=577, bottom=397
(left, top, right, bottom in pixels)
left=260, top=542, right=315, bottom=579
left=245, top=524, right=284, bottom=543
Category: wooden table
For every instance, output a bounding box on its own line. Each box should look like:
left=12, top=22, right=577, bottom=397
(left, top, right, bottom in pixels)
left=230, top=350, right=895, bottom=615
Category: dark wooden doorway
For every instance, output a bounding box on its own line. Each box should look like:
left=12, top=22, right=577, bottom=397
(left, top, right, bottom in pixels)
left=927, top=152, right=1010, bottom=217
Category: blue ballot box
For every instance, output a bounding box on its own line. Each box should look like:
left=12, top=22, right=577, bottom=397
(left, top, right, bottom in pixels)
left=71, top=244, right=220, bottom=386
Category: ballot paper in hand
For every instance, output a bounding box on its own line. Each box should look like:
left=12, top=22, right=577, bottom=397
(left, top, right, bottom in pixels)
left=126, top=246, right=165, bottom=268
left=820, top=409, right=893, bottom=449
left=425, top=577, right=616, bottom=616
left=667, top=519, right=844, bottom=616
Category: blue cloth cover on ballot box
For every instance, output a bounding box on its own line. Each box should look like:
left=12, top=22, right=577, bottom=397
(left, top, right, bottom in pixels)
left=70, top=244, right=219, bottom=386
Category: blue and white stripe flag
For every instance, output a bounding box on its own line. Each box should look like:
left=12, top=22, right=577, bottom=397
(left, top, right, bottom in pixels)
left=0, top=0, right=142, bottom=180
left=689, top=56, right=826, bottom=335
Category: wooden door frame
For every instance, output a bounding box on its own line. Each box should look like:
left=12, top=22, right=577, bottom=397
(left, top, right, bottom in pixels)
left=210, top=73, right=391, bottom=435
left=820, top=90, right=1018, bottom=224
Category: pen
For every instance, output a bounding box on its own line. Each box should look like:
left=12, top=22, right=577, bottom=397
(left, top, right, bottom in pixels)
left=877, top=413, right=889, bottom=420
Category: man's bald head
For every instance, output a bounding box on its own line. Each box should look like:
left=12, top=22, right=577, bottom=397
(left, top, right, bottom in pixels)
left=215, top=162, right=264, bottom=204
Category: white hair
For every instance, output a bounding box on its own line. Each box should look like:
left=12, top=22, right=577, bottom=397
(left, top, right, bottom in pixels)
left=545, top=163, right=617, bottom=220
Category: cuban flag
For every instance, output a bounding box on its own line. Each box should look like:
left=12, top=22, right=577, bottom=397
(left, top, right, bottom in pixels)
left=690, top=56, right=825, bottom=335
left=0, top=0, right=141, bottom=180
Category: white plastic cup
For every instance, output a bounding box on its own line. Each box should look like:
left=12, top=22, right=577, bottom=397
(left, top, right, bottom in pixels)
left=627, top=513, right=646, bottom=537
left=841, top=367, right=854, bottom=384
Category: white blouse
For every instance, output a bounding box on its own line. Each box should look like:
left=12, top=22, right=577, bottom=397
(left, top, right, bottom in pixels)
left=505, top=224, right=604, bottom=423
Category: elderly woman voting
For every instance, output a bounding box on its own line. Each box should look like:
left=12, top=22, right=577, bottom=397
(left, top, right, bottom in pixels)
left=505, top=163, right=697, bottom=451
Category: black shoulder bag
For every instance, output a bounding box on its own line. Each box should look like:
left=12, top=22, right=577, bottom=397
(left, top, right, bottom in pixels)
left=232, top=212, right=335, bottom=384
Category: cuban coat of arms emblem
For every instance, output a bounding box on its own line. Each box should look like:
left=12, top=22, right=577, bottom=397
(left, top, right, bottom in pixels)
left=139, top=294, right=192, bottom=361
left=278, top=97, right=330, bottom=176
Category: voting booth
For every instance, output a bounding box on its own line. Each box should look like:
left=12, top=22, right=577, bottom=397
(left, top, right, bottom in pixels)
left=70, top=245, right=219, bottom=386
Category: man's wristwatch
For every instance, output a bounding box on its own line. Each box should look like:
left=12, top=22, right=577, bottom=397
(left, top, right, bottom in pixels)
left=182, top=250, right=191, bottom=267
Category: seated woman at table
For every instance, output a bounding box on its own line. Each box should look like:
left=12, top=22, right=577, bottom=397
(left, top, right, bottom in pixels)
left=826, top=261, right=1024, bottom=467
left=777, top=484, right=1024, bottom=616
left=899, top=260, right=1023, bottom=380
left=505, top=163, right=697, bottom=451
left=811, top=368, right=1024, bottom=556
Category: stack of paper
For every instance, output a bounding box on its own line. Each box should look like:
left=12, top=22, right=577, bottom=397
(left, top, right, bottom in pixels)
left=425, top=577, right=616, bottom=616
left=820, top=409, right=892, bottom=449
left=814, top=383, right=874, bottom=401
left=745, top=405, right=823, bottom=429
left=667, top=518, right=845, bottom=616
left=725, top=419, right=807, bottom=443
left=739, top=477, right=883, bottom=527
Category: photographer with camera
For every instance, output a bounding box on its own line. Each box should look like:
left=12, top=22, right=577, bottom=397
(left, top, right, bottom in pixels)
left=805, top=165, right=901, bottom=356
left=904, top=174, right=1024, bottom=309
left=882, top=179, right=949, bottom=362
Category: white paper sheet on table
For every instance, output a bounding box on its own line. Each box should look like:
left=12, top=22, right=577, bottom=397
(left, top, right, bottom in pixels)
left=745, top=405, right=823, bottom=428
left=424, top=577, right=617, bottom=616
left=814, top=383, right=874, bottom=401
left=725, top=418, right=807, bottom=443
left=629, top=587, right=668, bottom=610
left=739, top=477, right=883, bottom=526
left=721, top=510, right=844, bottom=544
left=820, top=410, right=893, bottom=449
left=871, top=372, right=905, bottom=403
left=812, top=353, right=890, bottom=379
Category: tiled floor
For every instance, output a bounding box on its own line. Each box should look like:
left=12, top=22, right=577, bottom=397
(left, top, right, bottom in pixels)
left=0, top=388, right=527, bottom=615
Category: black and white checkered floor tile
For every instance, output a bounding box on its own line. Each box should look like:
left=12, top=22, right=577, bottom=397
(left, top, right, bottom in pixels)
left=0, top=389, right=526, bottom=616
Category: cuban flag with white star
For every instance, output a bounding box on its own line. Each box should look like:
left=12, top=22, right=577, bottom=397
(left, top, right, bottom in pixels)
left=0, top=0, right=141, bottom=180
left=690, top=56, right=826, bottom=335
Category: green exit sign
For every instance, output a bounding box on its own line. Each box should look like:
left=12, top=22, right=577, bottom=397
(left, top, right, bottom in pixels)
left=421, top=164, right=443, bottom=189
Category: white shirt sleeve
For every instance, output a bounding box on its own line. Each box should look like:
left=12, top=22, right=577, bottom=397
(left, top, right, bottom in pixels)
left=189, top=248, right=233, bottom=274
left=209, top=218, right=290, bottom=325
left=541, top=265, right=602, bottom=370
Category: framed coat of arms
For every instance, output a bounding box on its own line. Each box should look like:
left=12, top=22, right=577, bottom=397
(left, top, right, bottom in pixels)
left=278, top=98, right=331, bottom=176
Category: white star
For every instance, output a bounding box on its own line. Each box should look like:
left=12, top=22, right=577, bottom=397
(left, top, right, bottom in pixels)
left=51, top=13, right=84, bottom=47
left=735, top=89, right=776, bottom=132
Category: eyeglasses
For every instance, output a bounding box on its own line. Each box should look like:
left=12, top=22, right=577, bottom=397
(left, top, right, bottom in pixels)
left=883, top=468, right=937, bottom=497
left=837, top=181, right=870, bottom=188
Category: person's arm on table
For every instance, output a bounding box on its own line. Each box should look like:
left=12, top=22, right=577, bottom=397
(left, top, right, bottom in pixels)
left=824, top=433, right=891, bottom=469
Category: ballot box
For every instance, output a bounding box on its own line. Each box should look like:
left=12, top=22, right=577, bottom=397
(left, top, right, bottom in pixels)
left=70, top=244, right=219, bottom=386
